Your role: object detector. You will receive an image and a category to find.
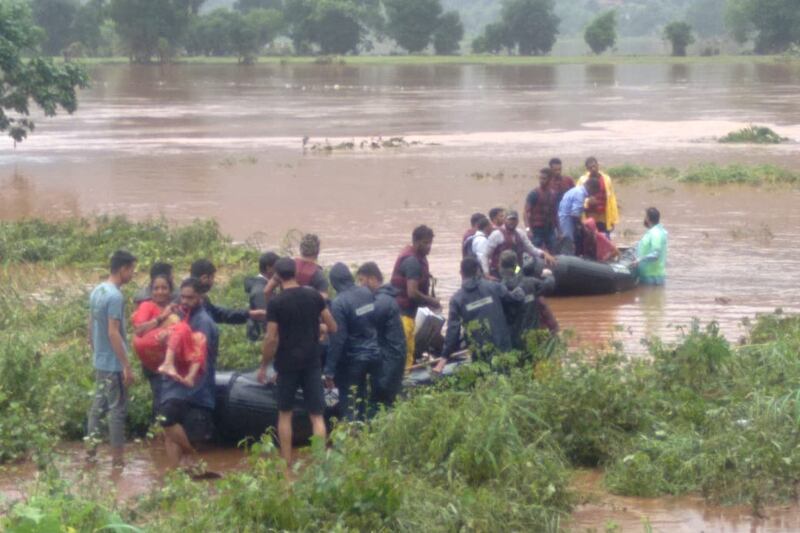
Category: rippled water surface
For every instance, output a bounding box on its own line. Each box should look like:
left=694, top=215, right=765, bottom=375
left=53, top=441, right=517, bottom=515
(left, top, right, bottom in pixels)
left=2, top=61, right=800, bottom=350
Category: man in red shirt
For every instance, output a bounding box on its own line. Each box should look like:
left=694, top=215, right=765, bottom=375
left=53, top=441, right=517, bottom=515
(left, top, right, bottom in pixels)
left=549, top=157, right=576, bottom=206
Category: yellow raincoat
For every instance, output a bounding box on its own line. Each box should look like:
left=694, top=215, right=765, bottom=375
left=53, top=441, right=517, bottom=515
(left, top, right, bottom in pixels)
left=578, top=171, right=619, bottom=231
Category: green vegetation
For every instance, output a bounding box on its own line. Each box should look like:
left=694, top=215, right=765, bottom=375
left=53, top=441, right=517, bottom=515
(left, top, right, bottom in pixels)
left=472, top=0, right=559, bottom=56
left=584, top=10, right=617, bottom=55
left=605, top=162, right=799, bottom=186
left=719, top=125, right=789, bottom=144
left=726, top=0, right=800, bottom=54
left=663, top=21, right=694, bottom=57
left=0, top=0, right=88, bottom=143
left=432, top=10, right=464, bottom=55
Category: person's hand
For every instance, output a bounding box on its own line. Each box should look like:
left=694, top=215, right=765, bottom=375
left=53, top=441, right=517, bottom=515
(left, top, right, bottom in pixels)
left=542, top=252, right=557, bottom=267
left=429, top=298, right=442, bottom=311
left=249, top=309, right=266, bottom=321
left=264, top=277, right=279, bottom=295
left=324, top=375, right=335, bottom=390
left=122, top=363, right=135, bottom=387
left=257, top=365, right=269, bottom=384
left=432, top=359, right=447, bottom=374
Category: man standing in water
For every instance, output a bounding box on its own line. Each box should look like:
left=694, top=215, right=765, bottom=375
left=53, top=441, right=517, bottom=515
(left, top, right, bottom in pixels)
left=558, top=177, right=600, bottom=255
left=86, top=250, right=137, bottom=468
left=390, top=225, right=441, bottom=368
left=525, top=168, right=559, bottom=253
left=549, top=158, right=576, bottom=207
left=632, top=207, right=668, bottom=285
left=258, top=258, right=337, bottom=472
left=159, top=277, right=218, bottom=471
left=578, top=156, right=619, bottom=236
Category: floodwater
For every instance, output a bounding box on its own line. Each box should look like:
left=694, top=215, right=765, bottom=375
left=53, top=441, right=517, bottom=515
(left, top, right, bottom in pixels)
left=2, top=61, right=800, bottom=351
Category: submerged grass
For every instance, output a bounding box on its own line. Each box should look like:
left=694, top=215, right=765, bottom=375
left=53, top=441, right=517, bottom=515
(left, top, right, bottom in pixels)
left=604, top=162, right=800, bottom=186
left=3, top=218, right=800, bottom=529
left=719, top=125, right=789, bottom=144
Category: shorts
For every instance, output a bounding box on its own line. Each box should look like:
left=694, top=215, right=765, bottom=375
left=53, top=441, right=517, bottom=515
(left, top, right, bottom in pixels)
left=159, top=400, right=215, bottom=444
left=276, top=366, right=325, bottom=415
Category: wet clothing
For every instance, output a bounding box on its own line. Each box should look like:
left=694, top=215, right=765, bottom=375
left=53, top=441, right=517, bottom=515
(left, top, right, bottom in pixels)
left=485, top=226, right=545, bottom=277
left=245, top=275, right=269, bottom=341
left=131, top=300, right=182, bottom=373
left=578, top=172, right=619, bottom=232
left=267, top=287, right=326, bottom=374
left=442, top=277, right=524, bottom=361
left=526, top=186, right=558, bottom=231
left=371, top=285, right=407, bottom=406
left=86, top=370, right=127, bottom=449
left=637, top=223, right=668, bottom=285
left=203, top=297, right=249, bottom=325
left=160, top=306, right=219, bottom=410
left=276, top=366, right=325, bottom=415
left=558, top=184, right=589, bottom=253
left=89, top=281, right=127, bottom=373
left=390, top=246, right=432, bottom=318
left=583, top=218, right=619, bottom=262
left=501, top=272, right=556, bottom=349
left=158, top=400, right=215, bottom=443
left=295, top=258, right=328, bottom=294
left=327, top=263, right=381, bottom=420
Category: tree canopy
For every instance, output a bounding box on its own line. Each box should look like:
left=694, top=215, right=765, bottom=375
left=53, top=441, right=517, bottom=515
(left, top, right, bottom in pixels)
left=0, top=0, right=88, bottom=143
left=433, top=10, right=464, bottom=55
left=726, top=0, right=800, bottom=54
left=110, top=0, right=198, bottom=63
left=663, top=21, right=694, bottom=57
left=584, top=10, right=616, bottom=55
left=500, top=0, right=559, bottom=56
left=384, top=0, right=442, bottom=53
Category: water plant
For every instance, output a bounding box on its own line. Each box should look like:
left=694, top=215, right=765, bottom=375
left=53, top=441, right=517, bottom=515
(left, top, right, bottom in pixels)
left=719, top=125, right=788, bottom=144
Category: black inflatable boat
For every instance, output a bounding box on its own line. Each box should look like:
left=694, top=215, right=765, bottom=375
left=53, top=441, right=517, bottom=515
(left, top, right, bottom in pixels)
left=551, top=255, right=637, bottom=296
left=213, top=360, right=466, bottom=444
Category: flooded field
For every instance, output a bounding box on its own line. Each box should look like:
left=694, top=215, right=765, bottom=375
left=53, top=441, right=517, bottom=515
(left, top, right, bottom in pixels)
left=2, top=61, right=799, bottom=351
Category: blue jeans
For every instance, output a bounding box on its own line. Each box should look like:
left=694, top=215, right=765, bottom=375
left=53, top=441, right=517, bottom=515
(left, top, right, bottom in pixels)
left=531, top=227, right=557, bottom=253
left=87, top=370, right=128, bottom=449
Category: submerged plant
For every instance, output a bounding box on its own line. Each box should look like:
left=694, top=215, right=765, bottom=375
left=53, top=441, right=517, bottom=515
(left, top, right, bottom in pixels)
left=719, top=125, right=788, bottom=144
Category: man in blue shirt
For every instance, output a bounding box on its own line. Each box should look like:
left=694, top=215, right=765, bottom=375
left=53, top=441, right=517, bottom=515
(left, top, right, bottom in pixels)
left=159, top=277, right=220, bottom=471
left=86, top=250, right=137, bottom=468
left=558, top=177, right=600, bottom=255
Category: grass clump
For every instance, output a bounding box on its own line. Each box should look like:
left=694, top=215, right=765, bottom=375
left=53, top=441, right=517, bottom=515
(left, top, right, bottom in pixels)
left=719, top=125, right=789, bottom=144
left=680, top=163, right=800, bottom=185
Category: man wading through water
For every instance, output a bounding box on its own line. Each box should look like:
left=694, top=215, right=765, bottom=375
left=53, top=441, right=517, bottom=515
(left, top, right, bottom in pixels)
left=258, top=258, right=337, bottom=474
left=390, top=225, right=441, bottom=368
left=86, top=250, right=137, bottom=469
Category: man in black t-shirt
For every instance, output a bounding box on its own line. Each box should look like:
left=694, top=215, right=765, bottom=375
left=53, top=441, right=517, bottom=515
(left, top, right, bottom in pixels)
left=257, top=257, right=337, bottom=470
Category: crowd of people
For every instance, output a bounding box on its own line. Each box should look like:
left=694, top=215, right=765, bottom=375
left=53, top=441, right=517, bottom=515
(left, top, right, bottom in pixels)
left=85, top=155, right=668, bottom=474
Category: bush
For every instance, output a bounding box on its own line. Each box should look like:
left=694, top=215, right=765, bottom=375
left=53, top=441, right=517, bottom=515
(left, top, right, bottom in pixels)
left=719, top=125, right=788, bottom=144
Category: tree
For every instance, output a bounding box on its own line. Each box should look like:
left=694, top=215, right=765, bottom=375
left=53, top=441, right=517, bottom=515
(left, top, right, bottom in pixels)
left=685, top=0, right=725, bottom=37
left=584, top=10, right=616, bottom=55
left=186, top=8, right=235, bottom=56
left=312, top=0, right=362, bottom=55
left=71, top=0, right=110, bottom=56
left=0, top=0, right=88, bottom=143
left=284, top=0, right=315, bottom=53
left=500, top=0, right=559, bottom=56
left=31, top=0, right=79, bottom=56
left=110, top=0, right=201, bottom=63
left=234, top=0, right=283, bottom=11
left=725, top=0, right=800, bottom=54
left=663, top=21, right=694, bottom=57
left=433, top=10, right=463, bottom=55
left=384, top=0, right=442, bottom=53
left=230, top=8, right=283, bottom=62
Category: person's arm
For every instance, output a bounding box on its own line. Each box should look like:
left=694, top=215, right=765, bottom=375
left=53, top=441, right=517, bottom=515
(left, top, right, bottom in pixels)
left=205, top=299, right=252, bottom=325
left=310, top=270, right=330, bottom=300
left=435, top=299, right=462, bottom=372
left=524, top=191, right=538, bottom=230
left=321, top=307, right=337, bottom=335
left=107, top=318, right=134, bottom=386
left=263, top=276, right=279, bottom=306
left=518, top=230, right=556, bottom=266
left=407, top=279, right=440, bottom=310
left=134, top=304, right=175, bottom=336
left=324, top=303, right=347, bottom=378
left=258, top=321, right=279, bottom=384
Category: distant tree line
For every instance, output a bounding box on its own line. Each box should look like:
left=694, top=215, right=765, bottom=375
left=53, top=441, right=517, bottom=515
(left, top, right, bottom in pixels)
left=18, top=0, right=800, bottom=62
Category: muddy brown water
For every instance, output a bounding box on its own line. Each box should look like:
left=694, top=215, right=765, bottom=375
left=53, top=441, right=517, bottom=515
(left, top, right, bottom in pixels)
left=2, top=63, right=800, bottom=526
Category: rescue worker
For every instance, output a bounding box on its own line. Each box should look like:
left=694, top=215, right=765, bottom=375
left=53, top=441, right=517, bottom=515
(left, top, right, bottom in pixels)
left=434, top=256, right=524, bottom=373
left=632, top=207, right=668, bottom=285
left=325, top=263, right=381, bottom=421
left=390, top=225, right=441, bottom=369
left=578, top=156, right=619, bottom=236
left=190, top=259, right=265, bottom=325
left=557, top=178, right=600, bottom=256
left=356, top=262, right=407, bottom=408
left=549, top=157, right=576, bottom=206
left=525, top=168, right=559, bottom=253
left=484, top=210, right=555, bottom=279
left=264, top=234, right=329, bottom=304
left=496, top=250, right=556, bottom=349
